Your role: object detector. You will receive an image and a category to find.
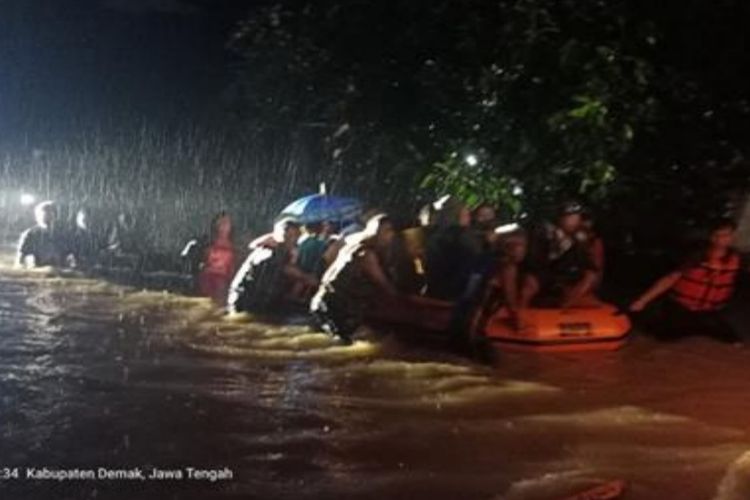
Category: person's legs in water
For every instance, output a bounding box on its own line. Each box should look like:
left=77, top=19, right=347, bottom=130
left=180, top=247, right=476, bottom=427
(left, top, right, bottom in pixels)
left=694, top=310, right=742, bottom=344
left=312, top=298, right=359, bottom=345
left=651, top=300, right=693, bottom=342
left=449, top=265, right=492, bottom=347
left=653, top=300, right=741, bottom=343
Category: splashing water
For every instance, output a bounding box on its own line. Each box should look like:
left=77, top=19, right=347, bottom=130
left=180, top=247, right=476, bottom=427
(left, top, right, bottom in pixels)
left=1, top=254, right=750, bottom=499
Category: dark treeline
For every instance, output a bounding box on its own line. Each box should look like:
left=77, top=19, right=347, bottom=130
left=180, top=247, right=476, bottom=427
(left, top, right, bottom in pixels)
left=228, top=0, right=750, bottom=250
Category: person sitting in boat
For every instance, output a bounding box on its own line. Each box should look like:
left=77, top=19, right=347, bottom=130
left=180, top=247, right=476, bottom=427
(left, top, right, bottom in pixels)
left=228, top=218, right=318, bottom=314
left=629, top=218, right=744, bottom=343
left=473, top=224, right=535, bottom=332
left=17, top=201, right=72, bottom=268
left=525, top=201, right=600, bottom=308
left=311, top=214, right=401, bottom=343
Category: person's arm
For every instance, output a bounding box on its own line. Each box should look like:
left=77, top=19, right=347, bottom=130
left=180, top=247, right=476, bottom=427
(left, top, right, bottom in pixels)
left=562, top=269, right=598, bottom=308
left=322, top=239, right=345, bottom=267
left=362, top=251, right=398, bottom=296
left=282, top=260, right=319, bottom=287
left=630, top=271, right=683, bottom=311
left=16, top=230, right=35, bottom=268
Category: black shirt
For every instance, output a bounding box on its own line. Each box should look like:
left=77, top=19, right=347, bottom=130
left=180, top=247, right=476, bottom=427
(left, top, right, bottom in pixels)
left=17, top=226, right=70, bottom=267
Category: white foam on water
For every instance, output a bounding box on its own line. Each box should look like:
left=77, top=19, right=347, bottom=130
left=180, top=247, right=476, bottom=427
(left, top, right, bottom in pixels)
left=714, top=450, right=750, bottom=500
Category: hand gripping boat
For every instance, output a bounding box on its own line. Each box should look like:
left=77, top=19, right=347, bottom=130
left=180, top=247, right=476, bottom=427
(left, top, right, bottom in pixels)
left=484, top=299, right=631, bottom=353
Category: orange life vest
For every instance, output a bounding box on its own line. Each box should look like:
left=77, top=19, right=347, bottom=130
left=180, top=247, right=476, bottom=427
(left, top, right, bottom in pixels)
left=671, top=251, right=740, bottom=311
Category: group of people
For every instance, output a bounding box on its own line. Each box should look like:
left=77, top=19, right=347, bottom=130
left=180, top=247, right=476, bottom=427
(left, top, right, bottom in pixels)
left=17, top=196, right=747, bottom=345
left=180, top=197, right=746, bottom=345
left=16, top=200, right=142, bottom=270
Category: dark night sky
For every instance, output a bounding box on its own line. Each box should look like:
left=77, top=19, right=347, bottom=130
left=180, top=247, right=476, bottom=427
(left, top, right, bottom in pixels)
left=0, top=0, right=252, bottom=140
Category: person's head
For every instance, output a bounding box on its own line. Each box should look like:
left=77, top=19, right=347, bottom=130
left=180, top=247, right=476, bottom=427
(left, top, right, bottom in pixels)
left=321, top=221, right=335, bottom=236
left=304, top=222, right=324, bottom=236
left=34, top=201, right=57, bottom=229
left=501, top=229, right=528, bottom=263
left=212, top=212, right=233, bottom=240
left=473, top=203, right=497, bottom=230
left=557, top=201, right=584, bottom=235
left=708, top=218, right=737, bottom=250
left=363, top=213, right=396, bottom=249
left=274, top=218, right=301, bottom=247
left=433, top=196, right=471, bottom=228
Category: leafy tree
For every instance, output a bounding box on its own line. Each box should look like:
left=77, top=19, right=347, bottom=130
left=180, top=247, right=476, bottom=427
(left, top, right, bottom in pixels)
left=229, top=0, right=749, bottom=226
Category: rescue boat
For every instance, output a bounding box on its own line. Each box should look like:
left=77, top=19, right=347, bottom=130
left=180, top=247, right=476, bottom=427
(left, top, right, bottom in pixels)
left=370, top=227, right=632, bottom=352
left=483, top=299, right=631, bottom=353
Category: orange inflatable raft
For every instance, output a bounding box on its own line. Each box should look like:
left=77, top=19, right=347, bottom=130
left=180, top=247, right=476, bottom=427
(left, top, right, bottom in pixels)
left=484, top=300, right=631, bottom=353
left=370, top=227, right=632, bottom=352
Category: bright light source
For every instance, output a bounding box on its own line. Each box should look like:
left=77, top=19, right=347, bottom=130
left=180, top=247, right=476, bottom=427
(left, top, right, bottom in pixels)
left=20, top=193, right=36, bottom=206
left=495, top=223, right=520, bottom=234
left=432, top=194, right=451, bottom=210
left=465, top=154, right=478, bottom=167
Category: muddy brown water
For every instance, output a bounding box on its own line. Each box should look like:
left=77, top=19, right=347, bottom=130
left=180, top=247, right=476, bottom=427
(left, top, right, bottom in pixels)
left=1, top=256, right=749, bottom=500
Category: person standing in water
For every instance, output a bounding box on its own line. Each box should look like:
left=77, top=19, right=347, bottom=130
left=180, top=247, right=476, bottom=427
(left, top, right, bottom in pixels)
left=473, top=226, right=535, bottom=333
left=105, top=211, right=143, bottom=270
left=228, top=218, right=318, bottom=314
left=17, top=201, right=71, bottom=268
left=311, top=214, right=400, bottom=343
left=630, top=218, right=745, bottom=343
left=69, top=208, right=104, bottom=269
left=197, top=212, right=237, bottom=305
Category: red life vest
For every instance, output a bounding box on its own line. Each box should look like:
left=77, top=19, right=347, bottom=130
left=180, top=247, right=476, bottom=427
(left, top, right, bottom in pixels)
left=671, top=251, right=740, bottom=311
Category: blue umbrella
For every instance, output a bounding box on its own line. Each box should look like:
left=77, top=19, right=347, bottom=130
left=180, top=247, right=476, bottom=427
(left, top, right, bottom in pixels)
left=279, top=192, right=363, bottom=225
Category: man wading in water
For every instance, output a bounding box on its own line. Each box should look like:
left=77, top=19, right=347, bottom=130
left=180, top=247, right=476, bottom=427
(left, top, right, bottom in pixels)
left=311, top=214, right=401, bottom=344
left=17, top=201, right=71, bottom=268
left=630, top=218, right=745, bottom=344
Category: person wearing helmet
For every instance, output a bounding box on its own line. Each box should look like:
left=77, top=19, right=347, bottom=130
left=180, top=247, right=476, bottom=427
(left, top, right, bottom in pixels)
left=526, top=201, right=600, bottom=308
left=17, top=201, right=71, bottom=268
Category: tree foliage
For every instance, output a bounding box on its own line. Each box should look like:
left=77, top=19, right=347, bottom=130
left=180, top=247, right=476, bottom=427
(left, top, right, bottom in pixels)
left=229, top=0, right=750, bottom=226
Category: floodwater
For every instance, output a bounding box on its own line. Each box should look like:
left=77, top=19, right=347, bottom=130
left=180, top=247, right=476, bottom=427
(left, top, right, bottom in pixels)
left=1, top=255, right=749, bottom=500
